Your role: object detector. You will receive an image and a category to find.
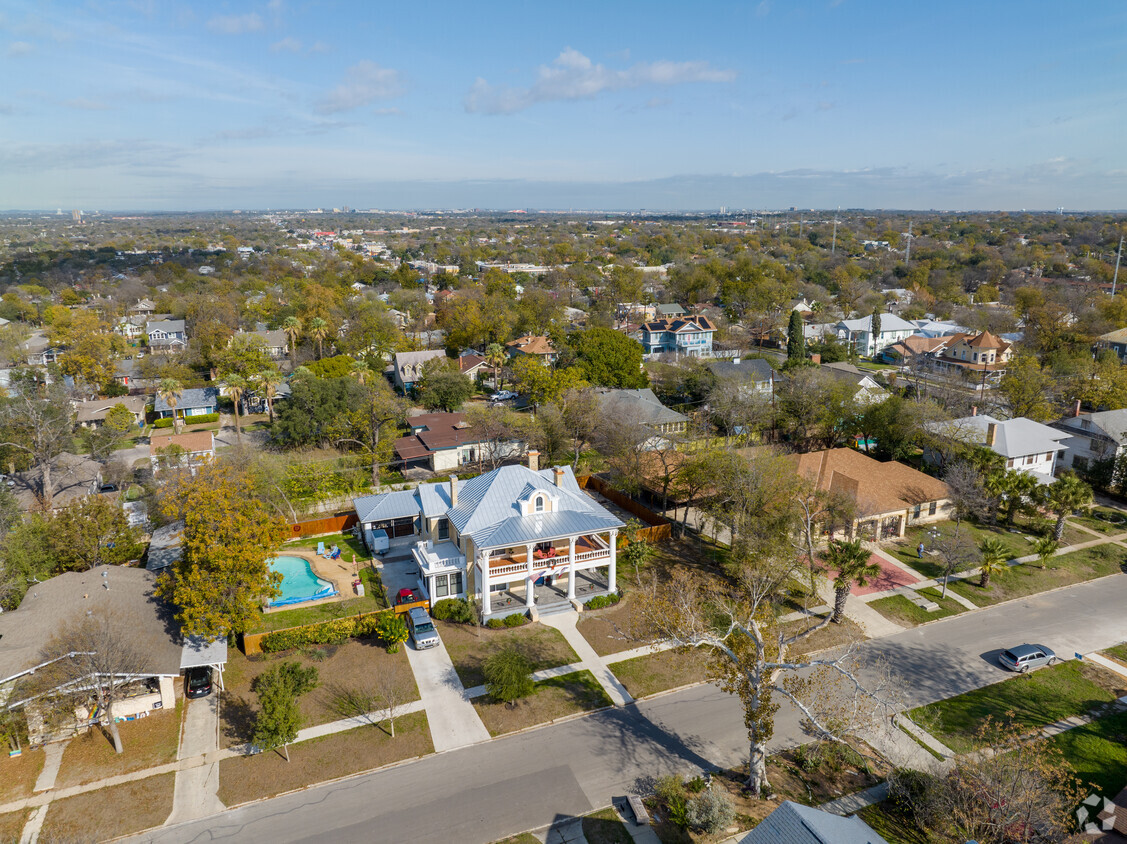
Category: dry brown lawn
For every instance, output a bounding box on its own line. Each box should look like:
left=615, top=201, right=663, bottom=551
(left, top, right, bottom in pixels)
left=41, top=772, right=175, bottom=842
left=473, top=671, right=612, bottom=737
left=0, top=810, right=28, bottom=843
left=0, top=748, right=46, bottom=804
left=612, top=649, right=712, bottom=700
left=217, top=711, right=432, bottom=806
left=54, top=702, right=182, bottom=789
left=783, top=616, right=866, bottom=656
left=576, top=597, right=639, bottom=656
left=440, top=621, right=579, bottom=688
left=221, top=640, right=417, bottom=748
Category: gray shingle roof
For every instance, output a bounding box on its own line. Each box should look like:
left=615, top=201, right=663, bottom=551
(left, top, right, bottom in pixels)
left=153, top=386, right=219, bottom=414
left=930, top=414, right=1069, bottom=459
left=1055, top=408, right=1127, bottom=445
left=708, top=358, right=776, bottom=383
left=595, top=388, right=688, bottom=427
left=739, top=801, right=889, bottom=844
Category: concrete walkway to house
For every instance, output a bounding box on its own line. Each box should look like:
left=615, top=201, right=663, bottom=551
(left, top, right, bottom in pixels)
left=540, top=614, right=635, bottom=707
left=403, top=639, right=491, bottom=752
left=165, top=695, right=224, bottom=826
left=18, top=741, right=67, bottom=844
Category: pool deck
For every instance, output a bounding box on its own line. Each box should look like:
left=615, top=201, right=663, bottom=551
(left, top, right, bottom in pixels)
left=262, top=551, right=366, bottom=613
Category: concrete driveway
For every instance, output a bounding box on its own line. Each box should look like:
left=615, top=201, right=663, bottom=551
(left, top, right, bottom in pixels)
left=166, top=693, right=224, bottom=825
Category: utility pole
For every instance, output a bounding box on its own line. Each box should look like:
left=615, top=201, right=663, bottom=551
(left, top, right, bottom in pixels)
left=831, top=208, right=839, bottom=255
left=904, top=220, right=914, bottom=266
left=1113, top=236, right=1124, bottom=297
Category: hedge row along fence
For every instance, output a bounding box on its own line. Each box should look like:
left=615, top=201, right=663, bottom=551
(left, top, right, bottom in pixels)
left=152, top=412, right=220, bottom=428
left=242, top=608, right=401, bottom=655
left=576, top=474, right=673, bottom=543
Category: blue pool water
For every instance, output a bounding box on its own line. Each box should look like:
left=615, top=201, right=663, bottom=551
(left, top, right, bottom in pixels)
left=268, top=556, right=338, bottom=607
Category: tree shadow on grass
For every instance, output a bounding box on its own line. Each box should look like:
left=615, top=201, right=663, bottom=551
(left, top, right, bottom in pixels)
left=220, top=694, right=257, bottom=746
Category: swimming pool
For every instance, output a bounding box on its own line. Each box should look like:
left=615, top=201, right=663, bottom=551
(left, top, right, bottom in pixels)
left=268, top=556, right=338, bottom=607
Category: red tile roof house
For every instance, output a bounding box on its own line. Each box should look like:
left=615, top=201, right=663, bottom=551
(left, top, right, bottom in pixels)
left=149, top=431, right=215, bottom=476
left=394, top=412, right=526, bottom=473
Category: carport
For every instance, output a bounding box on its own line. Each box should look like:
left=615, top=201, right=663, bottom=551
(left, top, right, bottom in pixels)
left=180, top=635, right=227, bottom=691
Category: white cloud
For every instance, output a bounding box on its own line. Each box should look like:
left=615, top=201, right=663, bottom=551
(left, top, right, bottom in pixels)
left=316, top=61, right=404, bottom=114
left=464, top=48, right=735, bottom=115
left=309, top=41, right=330, bottom=54
left=271, top=37, right=302, bottom=53
left=7, top=41, right=34, bottom=57
left=206, top=14, right=264, bottom=35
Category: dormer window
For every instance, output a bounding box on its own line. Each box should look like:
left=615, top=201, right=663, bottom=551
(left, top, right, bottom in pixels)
left=534, top=495, right=545, bottom=513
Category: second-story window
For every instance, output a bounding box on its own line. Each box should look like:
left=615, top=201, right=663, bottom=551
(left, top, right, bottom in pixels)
left=534, top=495, right=545, bottom=512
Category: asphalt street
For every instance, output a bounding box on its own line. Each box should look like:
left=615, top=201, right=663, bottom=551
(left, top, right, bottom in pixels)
left=140, top=570, right=1127, bottom=844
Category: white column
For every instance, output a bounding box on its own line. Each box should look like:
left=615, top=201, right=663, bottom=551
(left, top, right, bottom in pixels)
left=479, top=553, right=491, bottom=618
left=608, top=529, right=618, bottom=593
left=567, top=536, right=577, bottom=600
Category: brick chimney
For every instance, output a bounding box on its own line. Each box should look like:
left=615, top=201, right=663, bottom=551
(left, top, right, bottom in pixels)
left=553, top=466, right=565, bottom=487
left=527, top=450, right=540, bottom=472
left=449, top=475, right=458, bottom=508
left=971, top=406, right=978, bottom=417
left=1074, top=399, right=1082, bottom=418
left=985, top=422, right=997, bottom=447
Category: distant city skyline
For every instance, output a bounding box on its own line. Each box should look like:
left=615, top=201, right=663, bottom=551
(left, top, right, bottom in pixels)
left=1, top=1, right=1124, bottom=211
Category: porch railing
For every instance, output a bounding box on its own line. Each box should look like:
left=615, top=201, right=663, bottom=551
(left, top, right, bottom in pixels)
left=574, top=548, right=611, bottom=562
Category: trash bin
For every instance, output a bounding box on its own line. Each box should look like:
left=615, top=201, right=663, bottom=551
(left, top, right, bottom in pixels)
left=353, top=579, right=364, bottom=597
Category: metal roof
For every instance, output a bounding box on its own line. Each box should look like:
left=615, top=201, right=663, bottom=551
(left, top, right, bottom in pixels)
left=930, top=414, right=1069, bottom=459
left=472, top=508, right=623, bottom=549
left=353, top=489, right=421, bottom=523
left=739, top=801, right=888, bottom=844
left=181, top=635, right=228, bottom=669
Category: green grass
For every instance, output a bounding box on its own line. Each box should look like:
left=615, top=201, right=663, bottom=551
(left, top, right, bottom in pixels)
left=1105, top=643, right=1127, bottom=664
left=867, top=586, right=967, bottom=627
left=944, top=543, right=1125, bottom=607
left=284, top=531, right=369, bottom=561
left=1069, top=506, right=1127, bottom=536
left=910, top=660, right=1125, bottom=754
left=246, top=566, right=388, bottom=634
left=1047, top=707, right=1127, bottom=798
left=582, top=807, right=633, bottom=844
left=893, top=521, right=1036, bottom=579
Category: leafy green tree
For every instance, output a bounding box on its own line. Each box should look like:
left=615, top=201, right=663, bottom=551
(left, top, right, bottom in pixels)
left=156, top=462, right=284, bottom=637
left=374, top=612, right=409, bottom=653
left=272, top=375, right=363, bottom=448
left=569, top=327, right=647, bottom=389
left=869, top=308, right=881, bottom=354
left=305, top=355, right=355, bottom=379
left=416, top=361, right=474, bottom=412
left=338, top=364, right=407, bottom=486
left=49, top=496, right=144, bottom=572
left=977, top=537, right=1008, bottom=588
left=998, top=355, right=1056, bottom=421
left=821, top=538, right=881, bottom=623
left=252, top=662, right=319, bottom=762
left=786, top=309, right=805, bottom=363
left=85, top=403, right=137, bottom=459
left=483, top=647, right=534, bottom=706
left=1036, top=471, right=1093, bottom=541
left=510, top=357, right=586, bottom=409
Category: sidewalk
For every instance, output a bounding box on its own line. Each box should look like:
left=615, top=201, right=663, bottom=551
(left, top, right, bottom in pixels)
left=403, top=639, right=491, bottom=752
left=541, top=614, right=635, bottom=707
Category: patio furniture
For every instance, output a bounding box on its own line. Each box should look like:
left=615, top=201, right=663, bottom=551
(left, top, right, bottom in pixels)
left=316, top=541, right=325, bottom=556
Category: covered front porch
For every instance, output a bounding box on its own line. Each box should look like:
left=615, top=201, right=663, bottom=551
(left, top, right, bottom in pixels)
left=487, top=568, right=610, bottom=618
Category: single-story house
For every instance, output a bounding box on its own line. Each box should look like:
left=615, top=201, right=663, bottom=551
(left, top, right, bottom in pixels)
left=150, top=431, right=215, bottom=475
left=739, top=800, right=888, bottom=844
left=394, top=411, right=525, bottom=473
left=820, top=362, right=888, bottom=406
left=74, top=396, right=148, bottom=428
left=1096, top=327, right=1127, bottom=363
left=11, top=452, right=103, bottom=513
left=353, top=454, right=624, bottom=620
left=153, top=387, right=219, bottom=420
left=230, top=327, right=288, bottom=359
left=926, top=413, right=1068, bottom=484
left=506, top=335, right=558, bottom=366
left=782, top=448, right=952, bottom=540
left=595, top=388, right=690, bottom=446
left=389, top=349, right=449, bottom=393
left=0, top=566, right=225, bottom=746
left=707, top=357, right=777, bottom=396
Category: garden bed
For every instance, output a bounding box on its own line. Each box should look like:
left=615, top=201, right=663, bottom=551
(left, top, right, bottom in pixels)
left=217, top=712, right=432, bottom=806
left=473, top=670, right=612, bottom=737
left=42, top=772, right=175, bottom=842
left=909, top=660, right=1126, bottom=754
left=438, top=621, right=579, bottom=688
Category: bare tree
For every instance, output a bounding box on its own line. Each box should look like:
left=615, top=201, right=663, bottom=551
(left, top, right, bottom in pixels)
left=16, top=610, right=147, bottom=754
left=0, top=375, right=76, bottom=511
left=559, top=387, right=601, bottom=467
left=630, top=562, right=895, bottom=796
left=327, top=663, right=414, bottom=738
left=465, top=406, right=529, bottom=472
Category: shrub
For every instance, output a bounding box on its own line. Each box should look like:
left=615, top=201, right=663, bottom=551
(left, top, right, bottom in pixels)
left=485, top=617, right=506, bottom=629
left=483, top=647, right=534, bottom=704
left=502, top=612, right=528, bottom=627
left=374, top=612, right=408, bottom=653
left=654, top=775, right=688, bottom=829
left=432, top=598, right=474, bottom=623
left=585, top=593, right=620, bottom=610
left=152, top=412, right=220, bottom=429
left=259, top=611, right=395, bottom=653
left=152, top=418, right=174, bottom=429
left=686, top=787, right=735, bottom=834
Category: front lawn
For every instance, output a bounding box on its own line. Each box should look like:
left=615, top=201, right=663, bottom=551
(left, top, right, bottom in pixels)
left=866, top=587, right=967, bottom=628
left=42, top=772, right=175, bottom=842
left=944, top=543, right=1124, bottom=608
left=892, top=522, right=1035, bottom=579
left=576, top=595, right=639, bottom=656
left=220, top=640, right=417, bottom=748
left=473, top=670, right=612, bottom=737
left=1047, top=706, right=1127, bottom=798
left=1068, top=506, right=1127, bottom=536
left=783, top=616, right=866, bottom=656
left=0, top=748, right=45, bottom=805
left=246, top=566, right=388, bottom=635
left=439, top=621, right=579, bottom=688
left=1105, top=642, right=1127, bottom=667
left=611, top=649, right=712, bottom=699
left=0, top=811, right=28, bottom=844
left=217, top=712, right=432, bottom=806
left=54, top=700, right=182, bottom=788
left=909, top=660, right=1126, bottom=754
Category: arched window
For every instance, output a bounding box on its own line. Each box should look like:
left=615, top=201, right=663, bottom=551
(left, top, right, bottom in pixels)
left=534, top=495, right=545, bottom=512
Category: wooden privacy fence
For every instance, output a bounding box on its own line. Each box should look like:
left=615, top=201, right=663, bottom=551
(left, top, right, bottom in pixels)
left=577, top=474, right=672, bottom=543
left=288, top=513, right=358, bottom=539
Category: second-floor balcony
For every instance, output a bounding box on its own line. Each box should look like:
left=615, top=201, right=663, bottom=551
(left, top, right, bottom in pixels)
left=485, top=534, right=611, bottom=578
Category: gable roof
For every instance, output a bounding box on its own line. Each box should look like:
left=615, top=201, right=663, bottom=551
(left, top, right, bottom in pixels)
left=146, top=319, right=185, bottom=334
left=785, top=448, right=950, bottom=514
left=153, top=386, right=219, bottom=413
left=708, top=358, right=776, bottom=383
left=392, top=349, right=447, bottom=381
left=74, top=395, right=149, bottom=423
left=1055, top=408, right=1127, bottom=444
left=594, top=388, right=689, bottom=427
left=150, top=431, right=215, bottom=455
left=887, top=335, right=952, bottom=357
left=506, top=335, right=556, bottom=356
left=964, top=330, right=1007, bottom=349
left=395, top=412, right=481, bottom=460
left=1098, top=327, right=1127, bottom=344
left=740, top=800, right=889, bottom=844
left=820, top=362, right=884, bottom=391
left=930, top=414, right=1069, bottom=458
left=641, top=315, right=716, bottom=334
left=836, top=313, right=916, bottom=334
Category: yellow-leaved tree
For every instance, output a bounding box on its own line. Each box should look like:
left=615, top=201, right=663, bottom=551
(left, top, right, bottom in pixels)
left=157, top=462, right=284, bottom=638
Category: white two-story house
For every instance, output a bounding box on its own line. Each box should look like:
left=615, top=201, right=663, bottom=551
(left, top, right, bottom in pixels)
left=833, top=313, right=916, bottom=357
left=640, top=315, right=716, bottom=357
left=353, top=454, right=624, bottom=619
left=927, top=414, right=1069, bottom=484
left=1051, top=408, right=1127, bottom=483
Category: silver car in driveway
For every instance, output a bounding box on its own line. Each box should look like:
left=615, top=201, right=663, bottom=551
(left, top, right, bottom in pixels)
left=408, top=607, right=440, bottom=650
left=998, top=643, right=1057, bottom=672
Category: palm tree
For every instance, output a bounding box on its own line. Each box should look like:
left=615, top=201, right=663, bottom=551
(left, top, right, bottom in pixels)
left=226, top=374, right=248, bottom=442
left=821, top=538, right=881, bottom=624
left=281, top=315, right=302, bottom=370
left=1032, top=536, right=1058, bottom=570
left=157, top=378, right=183, bottom=434
left=977, top=537, right=1008, bottom=588
left=1039, top=472, right=1094, bottom=541
left=485, top=342, right=507, bottom=391
left=307, top=317, right=328, bottom=360
left=256, top=367, right=283, bottom=424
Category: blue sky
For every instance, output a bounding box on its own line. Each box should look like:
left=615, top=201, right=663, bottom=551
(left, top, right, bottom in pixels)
left=1, top=1, right=1125, bottom=211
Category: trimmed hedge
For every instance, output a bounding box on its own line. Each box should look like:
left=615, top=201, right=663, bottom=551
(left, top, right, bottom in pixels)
left=432, top=598, right=474, bottom=624
left=260, top=610, right=398, bottom=653
left=485, top=612, right=528, bottom=629
left=153, top=412, right=220, bottom=428
left=585, top=593, right=621, bottom=610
